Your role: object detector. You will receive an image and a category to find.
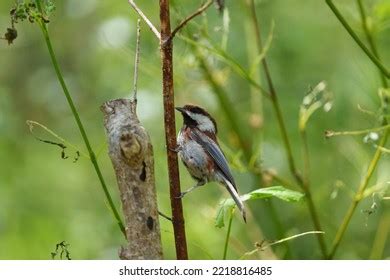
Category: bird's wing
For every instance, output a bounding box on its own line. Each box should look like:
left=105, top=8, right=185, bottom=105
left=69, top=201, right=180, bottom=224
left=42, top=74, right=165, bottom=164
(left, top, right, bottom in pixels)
left=190, top=129, right=236, bottom=190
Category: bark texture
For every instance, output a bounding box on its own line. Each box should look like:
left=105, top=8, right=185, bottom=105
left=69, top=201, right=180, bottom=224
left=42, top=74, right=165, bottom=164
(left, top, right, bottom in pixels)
left=101, top=98, right=163, bottom=260
left=159, top=0, right=188, bottom=259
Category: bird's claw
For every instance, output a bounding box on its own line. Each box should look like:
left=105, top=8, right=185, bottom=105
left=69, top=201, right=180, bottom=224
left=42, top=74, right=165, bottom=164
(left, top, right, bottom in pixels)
left=176, top=192, right=186, bottom=199
left=168, top=145, right=180, bottom=153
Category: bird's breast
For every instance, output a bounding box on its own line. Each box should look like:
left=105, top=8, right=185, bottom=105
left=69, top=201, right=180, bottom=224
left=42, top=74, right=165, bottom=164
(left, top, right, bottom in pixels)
left=177, top=130, right=214, bottom=181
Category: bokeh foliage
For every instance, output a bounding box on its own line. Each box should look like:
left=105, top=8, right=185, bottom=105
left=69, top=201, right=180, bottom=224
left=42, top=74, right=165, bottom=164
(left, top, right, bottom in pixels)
left=0, top=0, right=389, bottom=259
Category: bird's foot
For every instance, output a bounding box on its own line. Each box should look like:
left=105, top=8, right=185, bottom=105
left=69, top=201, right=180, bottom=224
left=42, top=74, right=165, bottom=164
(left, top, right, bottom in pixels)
left=176, top=192, right=187, bottom=199
left=168, top=145, right=180, bottom=153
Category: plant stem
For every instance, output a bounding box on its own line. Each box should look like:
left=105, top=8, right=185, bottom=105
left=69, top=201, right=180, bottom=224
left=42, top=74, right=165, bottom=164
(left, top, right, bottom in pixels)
left=169, top=0, right=213, bottom=41
left=223, top=208, right=234, bottom=260
left=34, top=1, right=125, bottom=237
left=325, top=0, right=390, bottom=79
left=247, top=0, right=301, bottom=184
left=328, top=130, right=389, bottom=259
left=369, top=205, right=390, bottom=259
left=247, top=0, right=327, bottom=257
left=325, top=124, right=390, bottom=137
left=327, top=0, right=389, bottom=259
left=159, top=0, right=188, bottom=260
left=300, top=130, right=310, bottom=185
left=356, top=0, right=388, bottom=88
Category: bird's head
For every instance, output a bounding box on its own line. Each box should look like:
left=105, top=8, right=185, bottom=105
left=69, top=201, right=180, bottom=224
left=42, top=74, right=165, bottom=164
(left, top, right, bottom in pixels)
left=175, top=104, right=218, bottom=134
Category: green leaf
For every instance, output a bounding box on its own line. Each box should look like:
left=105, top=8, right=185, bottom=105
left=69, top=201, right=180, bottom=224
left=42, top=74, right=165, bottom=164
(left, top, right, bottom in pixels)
left=215, top=201, right=226, bottom=228
left=215, top=186, right=304, bottom=228
left=241, top=186, right=305, bottom=203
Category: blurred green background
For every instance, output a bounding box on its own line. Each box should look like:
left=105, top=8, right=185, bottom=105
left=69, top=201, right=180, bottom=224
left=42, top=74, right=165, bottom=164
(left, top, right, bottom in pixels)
left=0, top=0, right=389, bottom=259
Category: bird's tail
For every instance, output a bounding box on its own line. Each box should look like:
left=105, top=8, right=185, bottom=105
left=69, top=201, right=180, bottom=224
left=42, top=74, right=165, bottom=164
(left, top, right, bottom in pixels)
left=224, top=180, right=246, bottom=222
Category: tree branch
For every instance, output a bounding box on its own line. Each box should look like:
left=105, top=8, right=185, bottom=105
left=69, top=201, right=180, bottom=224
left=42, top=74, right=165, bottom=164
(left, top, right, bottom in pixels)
left=169, top=0, right=213, bottom=42
left=128, top=0, right=161, bottom=40
left=102, top=99, right=163, bottom=260
left=159, top=0, right=188, bottom=260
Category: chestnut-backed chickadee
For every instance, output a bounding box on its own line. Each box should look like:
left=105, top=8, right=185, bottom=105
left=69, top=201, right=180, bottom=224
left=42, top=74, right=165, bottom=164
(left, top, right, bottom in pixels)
left=175, top=104, right=246, bottom=222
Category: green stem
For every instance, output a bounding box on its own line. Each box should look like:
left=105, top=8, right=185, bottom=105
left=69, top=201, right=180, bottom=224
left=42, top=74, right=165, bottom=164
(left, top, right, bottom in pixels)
left=247, top=0, right=327, bottom=257
left=247, top=0, right=302, bottom=185
left=328, top=130, right=389, bottom=259
left=356, top=0, right=388, bottom=88
left=35, top=1, right=125, bottom=237
left=326, top=124, right=390, bottom=137
left=300, top=130, right=310, bottom=186
left=369, top=204, right=390, bottom=259
left=327, top=0, right=389, bottom=259
left=222, top=208, right=234, bottom=260
left=325, top=0, right=390, bottom=79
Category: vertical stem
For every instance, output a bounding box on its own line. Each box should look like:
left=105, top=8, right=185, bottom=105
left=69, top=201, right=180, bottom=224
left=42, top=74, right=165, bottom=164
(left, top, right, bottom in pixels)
left=159, top=0, right=188, bottom=260
left=325, top=0, right=390, bottom=79
left=247, top=0, right=327, bottom=257
left=356, top=0, right=388, bottom=89
left=247, top=0, right=301, bottom=184
left=223, top=209, right=234, bottom=260
left=328, top=0, right=389, bottom=259
left=35, top=1, right=125, bottom=236
left=328, top=131, right=389, bottom=259
left=369, top=205, right=390, bottom=259
left=300, top=130, right=310, bottom=185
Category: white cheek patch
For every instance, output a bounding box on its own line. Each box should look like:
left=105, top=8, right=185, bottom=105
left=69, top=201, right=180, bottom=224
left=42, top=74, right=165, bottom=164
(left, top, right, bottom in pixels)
left=187, top=112, right=215, bottom=132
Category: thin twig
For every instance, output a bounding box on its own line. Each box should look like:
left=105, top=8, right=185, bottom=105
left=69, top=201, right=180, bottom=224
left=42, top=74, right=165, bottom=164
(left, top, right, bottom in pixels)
left=325, top=0, right=390, bottom=79
left=26, top=120, right=88, bottom=159
left=325, top=124, right=390, bottom=138
left=169, top=0, right=213, bottom=41
left=128, top=0, right=161, bottom=40
left=158, top=211, right=173, bottom=222
left=247, top=0, right=327, bottom=257
left=240, top=231, right=324, bottom=260
left=131, top=19, right=141, bottom=113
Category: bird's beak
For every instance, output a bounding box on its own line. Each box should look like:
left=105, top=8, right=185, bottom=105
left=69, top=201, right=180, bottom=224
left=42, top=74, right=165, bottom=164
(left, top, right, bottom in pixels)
left=175, top=107, right=185, bottom=113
